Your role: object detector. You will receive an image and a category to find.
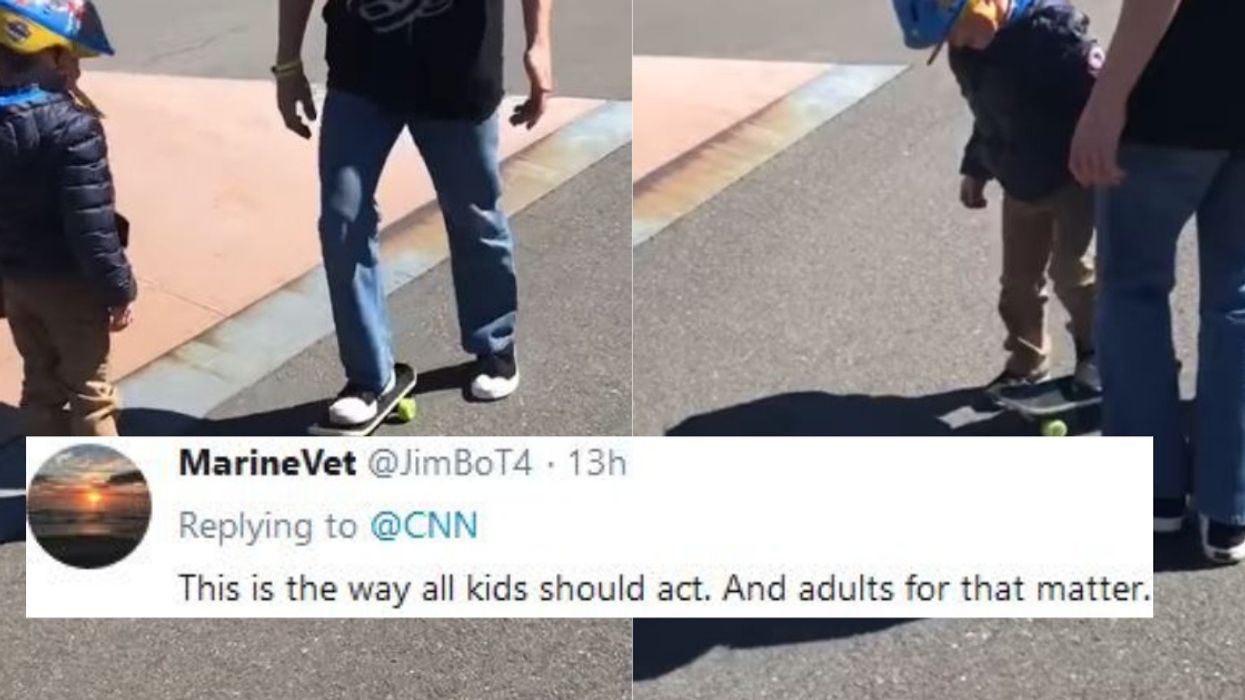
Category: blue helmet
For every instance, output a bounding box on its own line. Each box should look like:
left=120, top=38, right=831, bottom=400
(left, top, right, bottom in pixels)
left=892, top=0, right=969, bottom=50
left=0, top=0, right=114, bottom=57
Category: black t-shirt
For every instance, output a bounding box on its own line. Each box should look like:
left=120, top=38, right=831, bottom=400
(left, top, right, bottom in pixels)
left=323, top=0, right=504, bottom=120
left=1125, top=0, right=1245, bottom=149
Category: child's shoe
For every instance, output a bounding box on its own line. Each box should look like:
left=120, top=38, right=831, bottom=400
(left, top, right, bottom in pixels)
left=985, top=367, right=1049, bottom=396
left=1154, top=497, right=1186, bottom=533
left=328, top=373, right=397, bottom=426
left=1200, top=515, right=1245, bottom=565
left=470, top=346, right=519, bottom=401
left=1073, top=345, right=1102, bottom=395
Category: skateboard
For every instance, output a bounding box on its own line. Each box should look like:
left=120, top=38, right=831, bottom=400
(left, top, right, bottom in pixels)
left=991, top=375, right=1102, bottom=437
left=309, top=363, right=418, bottom=437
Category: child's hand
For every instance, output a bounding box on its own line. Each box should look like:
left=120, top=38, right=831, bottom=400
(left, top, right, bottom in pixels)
left=960, top=176, right=988, bottom=209
left=109, top=305, right=133, bottom=332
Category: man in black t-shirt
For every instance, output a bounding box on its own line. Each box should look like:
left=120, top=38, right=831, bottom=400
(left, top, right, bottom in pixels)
left=1070, top=0, right=1245, bottom=564
left=273, top=0, right=554, bottom=428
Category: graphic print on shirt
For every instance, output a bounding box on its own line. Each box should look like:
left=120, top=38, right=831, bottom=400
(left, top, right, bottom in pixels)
left=1086, top=45, right=1105, bottom=77
left=345, top=0, right=454, bottom=36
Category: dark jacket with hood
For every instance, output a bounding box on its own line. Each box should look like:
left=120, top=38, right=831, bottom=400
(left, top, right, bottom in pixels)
left=948, top=0, right=1101, bottom=202
left=0, top=83, right=135, bottom=309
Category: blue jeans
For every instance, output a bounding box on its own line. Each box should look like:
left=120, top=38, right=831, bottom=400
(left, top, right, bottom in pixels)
left=318, top=89, right=517, bottom=392
left=1097, top=144, right=1245, bottom=525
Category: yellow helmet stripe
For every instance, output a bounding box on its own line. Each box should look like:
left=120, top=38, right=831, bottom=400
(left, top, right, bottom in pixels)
left=0, top=10, right=96, bottom=57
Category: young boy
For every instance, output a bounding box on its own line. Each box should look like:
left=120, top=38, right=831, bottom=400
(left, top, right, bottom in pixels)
left=0, top=0, right=134, bottom=436
left=893, top=0, right=1103, bottom=396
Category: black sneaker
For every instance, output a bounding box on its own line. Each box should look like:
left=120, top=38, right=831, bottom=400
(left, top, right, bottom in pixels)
left=470, top=347, right=520, bottom=401
left=1072, top=347, right=1102, bottom=395
left=1154, top=497, right=1186, bottom=534
left=1201, top=515, right=1245, bottom=565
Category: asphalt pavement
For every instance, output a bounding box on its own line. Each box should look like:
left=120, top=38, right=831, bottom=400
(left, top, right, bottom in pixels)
left=633, top=0, right=1157, bottom=437
left=633, top=1, right=1242, bottom=698
left=635, top=531, right=1245, bottom=700
left=1, top=543, right=630, bottom=700
left=1, top=3, right=633, bottom=699
left=5, top=1, right=1239, bottom=698
left=201, top=148, right=632, bottom=437
left=99, top=0, right=631, bottom=100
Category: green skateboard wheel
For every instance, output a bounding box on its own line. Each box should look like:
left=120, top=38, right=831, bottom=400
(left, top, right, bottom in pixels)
left=394, top=398, right=417, bottom=423
left=1040, top=419, right=1068, bottom=437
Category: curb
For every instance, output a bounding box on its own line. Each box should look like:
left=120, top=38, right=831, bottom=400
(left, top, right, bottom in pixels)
left=633, top=63, right=906, bottom=246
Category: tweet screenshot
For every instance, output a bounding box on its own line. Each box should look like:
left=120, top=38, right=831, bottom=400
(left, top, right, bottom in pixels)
left=23, top=437, right=1153, bottom=619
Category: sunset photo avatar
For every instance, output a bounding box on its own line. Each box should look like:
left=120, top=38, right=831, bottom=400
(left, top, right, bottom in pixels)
left=28, top=446, right=151, bottom=569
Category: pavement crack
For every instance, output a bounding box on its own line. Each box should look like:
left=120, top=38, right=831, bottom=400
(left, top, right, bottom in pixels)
left=142, top=26, right=246, bottom=66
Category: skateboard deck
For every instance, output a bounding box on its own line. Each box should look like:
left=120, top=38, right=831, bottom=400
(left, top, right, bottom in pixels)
left=310, top=363, right=418, bottom=437
left=992, top=376, right=1101, bottom=436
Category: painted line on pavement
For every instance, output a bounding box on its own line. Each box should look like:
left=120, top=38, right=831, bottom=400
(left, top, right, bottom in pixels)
left=117, top=100, right=633, bottom=434
left=633, top=64, right=906, bottom=246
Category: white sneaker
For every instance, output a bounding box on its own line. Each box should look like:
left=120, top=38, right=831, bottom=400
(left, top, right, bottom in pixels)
left=1200, top=514, right=1245, bottom=565
left=328, top=373, right=396, bottom=426
left=470, top=348, right=519, bottom=401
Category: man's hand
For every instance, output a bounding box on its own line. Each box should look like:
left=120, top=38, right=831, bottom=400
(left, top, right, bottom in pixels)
left=109, top=304, right=132, bottom=333
left=276, top=0, right=317, bottom=137
left=1068, top=0, right=1184, bottom=186
left=1069, top=91, right=1127, bottom=187
left=277, top=70, right=317, bottom=139
left=960, top=175, right=988, bottom=209
left=511, top=41, right=553, bottom=130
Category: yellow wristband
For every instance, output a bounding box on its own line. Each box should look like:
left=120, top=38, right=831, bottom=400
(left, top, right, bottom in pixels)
left=271, top=59, right=304, bottom=77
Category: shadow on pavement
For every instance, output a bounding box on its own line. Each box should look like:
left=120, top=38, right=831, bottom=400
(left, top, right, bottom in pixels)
left=1, top=437, right=24, bottom=543
left=0, top=434, right=22, bottom=490
left=667, top=389, right=1024, bottom=436
left=119, top=361, right=477, bottom=436
left=0, top=493, right=21, bottom=543
left=633, top=618, right=914, bottom=681
left=122, top=402, right=323, bottom=437
left=0, top=402, right=25, bottom=450
left=1154, top=529, right=1226, bottom=574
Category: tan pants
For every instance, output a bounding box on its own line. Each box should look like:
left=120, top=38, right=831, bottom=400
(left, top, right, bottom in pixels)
left=3, top=278, right=119, bottom=436
left=999, top=184, right=1097, bottom=376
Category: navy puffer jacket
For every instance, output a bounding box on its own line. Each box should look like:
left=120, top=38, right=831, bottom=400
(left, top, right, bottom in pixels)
left=949, top=0, right=1101, bottom=202
left=0, top=84, right=135, bottom=308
